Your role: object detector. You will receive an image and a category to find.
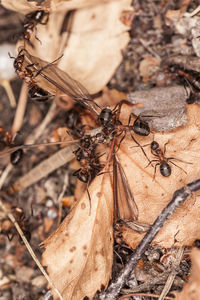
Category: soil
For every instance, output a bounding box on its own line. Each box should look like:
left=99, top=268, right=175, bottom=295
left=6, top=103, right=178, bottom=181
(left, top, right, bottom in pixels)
left=0, top=1, right=199, bottom=299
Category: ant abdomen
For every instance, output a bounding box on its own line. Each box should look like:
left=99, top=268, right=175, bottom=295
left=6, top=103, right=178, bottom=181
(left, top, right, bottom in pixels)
left=133, top=119, right=150, bottom=136
left=160, top=162, right=171, bottom=177
left=10, top=149, right=23, bottom=165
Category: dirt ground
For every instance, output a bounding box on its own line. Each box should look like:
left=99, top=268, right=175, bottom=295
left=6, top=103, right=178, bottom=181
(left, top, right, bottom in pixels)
left=0, top=1, right=200, bottom=299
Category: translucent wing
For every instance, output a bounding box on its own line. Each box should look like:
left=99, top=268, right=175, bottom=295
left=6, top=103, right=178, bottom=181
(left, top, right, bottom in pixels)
left=113, top=153, right=138, bottom=221
left=22, top=48, right=100, bottom=116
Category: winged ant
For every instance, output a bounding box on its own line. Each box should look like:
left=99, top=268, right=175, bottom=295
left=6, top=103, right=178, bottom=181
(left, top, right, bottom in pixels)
left=6, top=48, right=156, bottom=223
left=9, top=49, right=51, bottom=102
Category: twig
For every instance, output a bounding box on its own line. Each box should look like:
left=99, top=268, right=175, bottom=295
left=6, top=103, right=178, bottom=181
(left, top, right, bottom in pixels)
left=0, top=198, right=63, bottom=300
left=127, top=271, right=142, bottom=300
left=25, top=101, right=59, bottom=144
left=12, top=82, right=28, bottom=134
left=57, top=172, right=69, bottom=225
left=121, top=271, right=172, bottom=294
left=9, top=143, right=77, bottom=193
left=1, top=79, right=16, bottom=108
left=118, top=292, right=173, bottom=299
left=184, top=5, right=200, bottom=17
left=99, top=179, right=200, bottom=300
left=158, top=247, right=184, bottom=300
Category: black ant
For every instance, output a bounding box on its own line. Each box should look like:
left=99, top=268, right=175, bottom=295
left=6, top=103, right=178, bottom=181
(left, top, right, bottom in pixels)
left=147, top=140, right=191, bottom=178
left=98, top=102, right=151, bottom=162
left=23, top=10, right=49, bottom=43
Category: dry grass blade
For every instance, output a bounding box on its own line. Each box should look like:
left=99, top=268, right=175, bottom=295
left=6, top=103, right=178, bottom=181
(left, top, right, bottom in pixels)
left=42, top=169, right=114, bottom=300
left=0, top=198, right=63, bottom=300
left=158, top=247, right=184, bottom=300
left=8, top=142, right=77, bottom=193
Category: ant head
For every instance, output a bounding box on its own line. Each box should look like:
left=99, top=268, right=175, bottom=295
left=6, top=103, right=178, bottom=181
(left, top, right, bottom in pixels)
left=151, top=141, right=159, bottom=150
left=13, top=55, right=24, bottom=69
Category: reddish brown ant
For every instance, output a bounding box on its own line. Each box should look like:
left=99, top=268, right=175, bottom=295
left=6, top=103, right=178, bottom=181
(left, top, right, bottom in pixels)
left=0, top=128, right=23, bottom=165
left=167, top=64, right=200, bottom=104
left=9, top=49, right=51, bottom=102
left=1, top=206, right=31, bottom=244
left=23, top=10, right=49, bottom=43
left=98, top=102, right=151, bottom=163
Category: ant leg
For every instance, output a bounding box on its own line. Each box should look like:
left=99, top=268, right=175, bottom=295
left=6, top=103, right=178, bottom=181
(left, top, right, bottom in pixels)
left=86, top=177, right=92, bottom=215
left=130, top=142, right=151, bottom=149
left=115, top=132, right=126, bottom=152
left=163, top=142, right=169, bottom=155
left=167, top=157, right=193, bottom=165
left=145, top=159, right=158, bottom=168
left=130, top=132, right=151, bottom=164
left=169, top=160, right=187, bottom=174
left=34, top=27, right=42, bottom=44
left=153, top=163, right=160, bottom=180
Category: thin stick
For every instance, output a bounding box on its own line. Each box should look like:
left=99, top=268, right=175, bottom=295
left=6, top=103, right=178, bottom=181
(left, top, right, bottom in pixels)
left=118, top=292, right=173, bottom=299
left=9, top=143, right=77, bottom=193
left=0, top=198, right=63, bottom=300
left=1, top=79, right=16, bottom=108
left=57, top=172, right=69, bottom=225
left=12, top=82, right=28, bottom=134
left=99, top=178, right=200, bottom=300
left=25, top=101, right=59, bottom=144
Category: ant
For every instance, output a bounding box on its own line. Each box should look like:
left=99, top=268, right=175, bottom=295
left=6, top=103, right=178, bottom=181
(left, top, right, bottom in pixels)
left=1, top=206, right=31, bottom=244
left=23, top=10, right=49, bottom=43
left=167, top=64, right=200, bottom=104
left=9, top=49, right=51, bottom=102
left=73, top=134, right=103, bottom=183
left=147, top=140, right=190, bottom=178
left=98, top=101, right=151, bottom=162
left=0, top=128, right=23, bottom=165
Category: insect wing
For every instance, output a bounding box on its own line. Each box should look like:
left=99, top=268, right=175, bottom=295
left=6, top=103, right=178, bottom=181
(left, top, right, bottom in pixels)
left=113, top=154, right=138, bottom=221
left=0, top=140, right=79, bottom=158
left=22, top=49, right=100, bottom=115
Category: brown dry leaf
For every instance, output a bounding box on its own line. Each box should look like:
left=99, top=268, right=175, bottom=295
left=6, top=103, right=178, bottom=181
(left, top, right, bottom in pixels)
left=118, top=104, right=200, bottom=248
left=95, top=87, right=127, bottom=108
left=42, top=171, right=114, bottom=300
left=42, top=104, right=200, bottom=299
left=174, top=248, right=200, bottom=300
left=1, top=0, right=109, bottom=14
left=139, top=56, right=161, bottom=82
left=14, top=1, right=131, bottom=94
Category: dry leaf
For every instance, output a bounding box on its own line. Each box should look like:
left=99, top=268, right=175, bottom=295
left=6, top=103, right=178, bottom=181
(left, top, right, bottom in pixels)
left=139, top=56, right=161, bottom=82
left=174, top=248, right=200, bottom=300
left=42, top=104, right=200, bottom=299
left=14, top=1, right=131, bottom=94
left=42, top=171, right=114, bottom=300
left=1, top=0, right=109, bottom=14
left=118, top=104, right=200, bottom=248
